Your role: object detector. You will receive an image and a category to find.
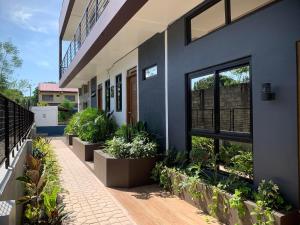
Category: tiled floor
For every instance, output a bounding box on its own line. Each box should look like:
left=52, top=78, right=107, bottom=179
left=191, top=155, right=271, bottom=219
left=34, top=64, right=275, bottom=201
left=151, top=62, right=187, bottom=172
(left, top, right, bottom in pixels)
left=51, top=139, right=135, bottom=225
left=51, top=138, right=220, bottom=225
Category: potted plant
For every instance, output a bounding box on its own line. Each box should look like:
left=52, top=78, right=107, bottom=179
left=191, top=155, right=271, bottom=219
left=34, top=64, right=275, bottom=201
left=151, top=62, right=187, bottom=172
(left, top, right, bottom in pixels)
left=150, top=137, right=300, bottom=225
left=94, top=122, right=157, bottom=187
left=64, top=111, right=80, bottom=145
left=72, top=108, right=116, bottom=162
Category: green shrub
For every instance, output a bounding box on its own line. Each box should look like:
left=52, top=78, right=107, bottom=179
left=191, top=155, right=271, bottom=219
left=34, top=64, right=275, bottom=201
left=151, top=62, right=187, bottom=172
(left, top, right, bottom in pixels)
left=105, top=123, right=157, bottom=159
left=76, top=108, right=116, bottom=143
left=190, top=136, right=214, bottom=166
left=115, top=121, right=147, bottom=142
left=64, top=111, right=81, bottom=135
left=17, top=137, right=68, bottom=225
left=105, top=137, right=131, bottom=158
left=254, top=180, right=290, bottom=211
left=105, top=133, right=157, bottom=159
left=58, top=100, right=75, bottom=123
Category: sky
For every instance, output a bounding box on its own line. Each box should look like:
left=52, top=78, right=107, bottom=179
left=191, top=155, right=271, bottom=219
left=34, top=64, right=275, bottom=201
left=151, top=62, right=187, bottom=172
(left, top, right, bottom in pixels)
left=0, top=0, right=62, bottom=96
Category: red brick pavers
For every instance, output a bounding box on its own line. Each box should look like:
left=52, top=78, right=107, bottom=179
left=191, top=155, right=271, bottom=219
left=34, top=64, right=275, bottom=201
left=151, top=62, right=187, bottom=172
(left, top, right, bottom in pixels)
left=51, top=138, right=135, bottom=225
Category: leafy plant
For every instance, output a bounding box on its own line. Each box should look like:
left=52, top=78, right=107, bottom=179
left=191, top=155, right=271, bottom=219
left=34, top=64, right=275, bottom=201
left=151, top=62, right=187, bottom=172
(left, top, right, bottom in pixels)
left=209, top=186, right=219, bottom=217
left=17, top=137, right=68, bottom=225
left=76, top=108, right=116, bottom=143
left=64, top=111, right=81, bottom=135
left=115, top=121, right=147, bottom=142
left=229, top=189, right=246, bottom=218
left=105, top=133, right=157, bottom=159
left=251, top=200, right=274, bottom=225
left=231, top=151, right=253, bottom=179
left=105, top=137, right=131, bottom=158
left=254, top=180, right=290, bottom=211
left=58, top=99, right=75, bottom=123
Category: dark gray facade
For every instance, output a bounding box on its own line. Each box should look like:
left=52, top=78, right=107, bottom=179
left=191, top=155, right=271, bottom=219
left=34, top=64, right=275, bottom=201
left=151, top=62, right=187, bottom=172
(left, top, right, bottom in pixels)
left=90, top=77, right=97, bottom=108
left=138, top=33, right=166, bottom=150
left=167, top=0, right=300, bottom=207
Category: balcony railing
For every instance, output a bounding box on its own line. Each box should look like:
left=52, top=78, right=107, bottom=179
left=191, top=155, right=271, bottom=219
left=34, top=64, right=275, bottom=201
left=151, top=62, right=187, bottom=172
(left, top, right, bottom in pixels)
left=60, top=0, right=110, bottom=78
left=0, top=94, right=34, bottom=168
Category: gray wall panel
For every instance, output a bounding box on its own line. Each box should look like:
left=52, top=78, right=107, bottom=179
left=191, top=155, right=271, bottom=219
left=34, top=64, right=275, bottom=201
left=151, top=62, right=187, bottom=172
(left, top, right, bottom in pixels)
left=168, top=0, right=300, bottom=207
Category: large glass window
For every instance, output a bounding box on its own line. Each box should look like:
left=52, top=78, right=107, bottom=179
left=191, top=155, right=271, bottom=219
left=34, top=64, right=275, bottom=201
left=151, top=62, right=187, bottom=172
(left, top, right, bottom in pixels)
left=188, top=0, right=277, bottom=43
left=115, top=74, right=122, bottom=112
left=230, top=0, right=275, bottom=21
left=219, top=65, right=250, bottom=134
left=189, top=59, right=252, bottom=179
left=191, top=74, right=215, bottom=131
left=105, top=80, right=110, bottom=112
left=190, top=0, right=225, bottom=41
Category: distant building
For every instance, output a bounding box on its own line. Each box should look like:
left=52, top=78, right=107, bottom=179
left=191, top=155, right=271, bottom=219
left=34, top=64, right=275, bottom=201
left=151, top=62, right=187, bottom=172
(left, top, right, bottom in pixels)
left=38, top=83, right=78, bottom=109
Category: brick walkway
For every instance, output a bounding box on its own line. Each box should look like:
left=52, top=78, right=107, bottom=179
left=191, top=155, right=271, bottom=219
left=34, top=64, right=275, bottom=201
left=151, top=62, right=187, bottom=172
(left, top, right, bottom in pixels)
left=51, top=138, right=135, bottom=225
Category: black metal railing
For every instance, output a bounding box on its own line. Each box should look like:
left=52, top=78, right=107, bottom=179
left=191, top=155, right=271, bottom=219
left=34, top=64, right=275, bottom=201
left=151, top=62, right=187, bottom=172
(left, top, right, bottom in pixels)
left=60, top=0, right=110, bottom=78
left=0, top=94, right=34, bottom=168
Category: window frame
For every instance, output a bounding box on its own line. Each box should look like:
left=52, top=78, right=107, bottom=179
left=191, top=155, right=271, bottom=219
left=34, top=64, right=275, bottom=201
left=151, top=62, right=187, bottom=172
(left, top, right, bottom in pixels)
left=105, top=79, right=110, bottom=112
left=65, top=95, right=76, bottom=102
left=143, top=64, right=158, bottom=80
left=42, top=94, right=54, bottom=102
left=187, top=57, right=253, bottom=164
left=186, top=0, right=279, bottom=44
left=115, top=74, right=122, bottom=112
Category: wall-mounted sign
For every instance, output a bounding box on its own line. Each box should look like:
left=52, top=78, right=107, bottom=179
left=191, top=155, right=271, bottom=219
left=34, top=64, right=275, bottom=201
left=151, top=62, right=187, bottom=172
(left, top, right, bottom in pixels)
left=144, top=65, right=158, bottom=79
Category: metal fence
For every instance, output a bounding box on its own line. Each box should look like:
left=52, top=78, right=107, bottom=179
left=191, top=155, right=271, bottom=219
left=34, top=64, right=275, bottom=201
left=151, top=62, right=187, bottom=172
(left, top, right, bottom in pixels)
left=60, top=0, right=110, bottom=78
left=192, top=107, right=250, bottom=133
left=0, top=94, right=34, bottom=168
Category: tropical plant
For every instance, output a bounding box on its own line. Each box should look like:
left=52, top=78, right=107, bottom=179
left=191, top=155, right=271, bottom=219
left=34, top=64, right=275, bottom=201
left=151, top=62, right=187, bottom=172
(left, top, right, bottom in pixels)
left=105, top=133, right=157, bottom=159
left=64, top=111, right=81, bottom=135
left=17, top=137, right=68, bottom=225
left=115, top=121, right=147, bottom=142
left=58, top=99, right=75, bottom=123
left=254, top=180, right=290, bottom=211
left=77, top=108, right=116, bottom=143
left=190, top=136, right=214, bottom=167
left=37, top=101, right=48, bottom=106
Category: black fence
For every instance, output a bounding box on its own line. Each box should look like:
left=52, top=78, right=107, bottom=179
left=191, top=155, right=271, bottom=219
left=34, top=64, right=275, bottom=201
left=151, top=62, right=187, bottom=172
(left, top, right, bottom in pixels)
left=0, top=93, right=34, bottom=168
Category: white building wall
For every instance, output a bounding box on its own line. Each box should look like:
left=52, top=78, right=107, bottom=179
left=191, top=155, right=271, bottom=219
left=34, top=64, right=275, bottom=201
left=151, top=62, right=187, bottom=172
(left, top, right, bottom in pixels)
left=31, top=106, right=58, bottom=127
left=97, top=49, right=138, bottom=126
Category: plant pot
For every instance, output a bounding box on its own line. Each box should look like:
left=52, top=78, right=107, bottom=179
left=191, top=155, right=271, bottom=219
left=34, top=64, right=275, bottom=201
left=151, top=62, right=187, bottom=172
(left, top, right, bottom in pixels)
left=94, top=150, right=156, bottom=188
left=72, top=137, right=104, bottom=162
left=65, top=134, right=76, bottom=145
left=169, top=172, right=300, bottom=225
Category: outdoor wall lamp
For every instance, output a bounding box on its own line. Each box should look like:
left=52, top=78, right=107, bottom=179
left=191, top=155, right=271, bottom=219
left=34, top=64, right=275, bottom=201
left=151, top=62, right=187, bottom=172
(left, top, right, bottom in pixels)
left=261, top=83, right=275, bottom=101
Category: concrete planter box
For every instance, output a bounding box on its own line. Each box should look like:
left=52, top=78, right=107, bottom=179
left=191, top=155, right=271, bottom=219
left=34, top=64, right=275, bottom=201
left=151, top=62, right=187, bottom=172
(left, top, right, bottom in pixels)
left=169, top=172, right=299, bottom=225
left=94, top=150, right=156, bottom=188
left=65, top=134, right=76, bottom=145
left=72, top=137, right=105, bottom=162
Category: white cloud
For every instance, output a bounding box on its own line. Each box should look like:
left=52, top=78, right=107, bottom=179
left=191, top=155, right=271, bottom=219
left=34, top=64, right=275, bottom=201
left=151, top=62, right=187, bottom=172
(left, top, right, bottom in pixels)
left=10, top=6, right=57, bottom=34
left=36, top=60, right=51, bottom=68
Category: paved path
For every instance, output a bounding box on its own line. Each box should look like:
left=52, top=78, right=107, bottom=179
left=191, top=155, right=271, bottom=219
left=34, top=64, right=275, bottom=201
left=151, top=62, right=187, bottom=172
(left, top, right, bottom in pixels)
left=51, top=138, right=135, bottom=225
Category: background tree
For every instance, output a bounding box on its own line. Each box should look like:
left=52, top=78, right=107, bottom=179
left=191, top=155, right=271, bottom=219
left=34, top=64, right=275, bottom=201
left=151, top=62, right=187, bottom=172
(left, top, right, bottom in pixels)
left=0, top=41, right=22, bottom=89
left=58, top=100, right=75, bottom=123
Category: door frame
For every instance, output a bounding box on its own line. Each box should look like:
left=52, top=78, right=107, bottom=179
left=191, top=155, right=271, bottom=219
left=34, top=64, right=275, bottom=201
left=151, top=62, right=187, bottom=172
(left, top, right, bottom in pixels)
left=297, top=41, right=300, bottom=205
left=97, top=83, right=103, bottom=111
left=126, top=66, right=137, bottom=124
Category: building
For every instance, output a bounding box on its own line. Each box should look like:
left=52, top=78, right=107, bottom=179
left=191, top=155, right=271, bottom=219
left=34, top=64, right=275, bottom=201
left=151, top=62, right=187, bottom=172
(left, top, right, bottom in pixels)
left=59, top=0, right=300, bottom=208
left=38, top=83, right=78, bottom=109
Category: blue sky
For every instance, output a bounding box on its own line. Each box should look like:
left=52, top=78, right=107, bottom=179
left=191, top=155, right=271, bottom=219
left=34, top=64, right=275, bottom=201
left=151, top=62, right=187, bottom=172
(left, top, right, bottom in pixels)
left=0, top=0, right=62, bottom=95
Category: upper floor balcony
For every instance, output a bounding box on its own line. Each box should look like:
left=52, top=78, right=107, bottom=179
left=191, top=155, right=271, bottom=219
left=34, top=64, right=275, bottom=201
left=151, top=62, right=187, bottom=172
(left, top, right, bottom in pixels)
left=59, top=0, right=110, bottom=78
left=59, top=0, right=205, bottom=88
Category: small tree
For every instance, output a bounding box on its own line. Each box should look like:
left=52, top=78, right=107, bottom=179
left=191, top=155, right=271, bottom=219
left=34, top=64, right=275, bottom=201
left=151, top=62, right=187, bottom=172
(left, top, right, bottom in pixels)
left=0, top=41, right=22, bottom=90
left=58, top=100, right=74, bottom=123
